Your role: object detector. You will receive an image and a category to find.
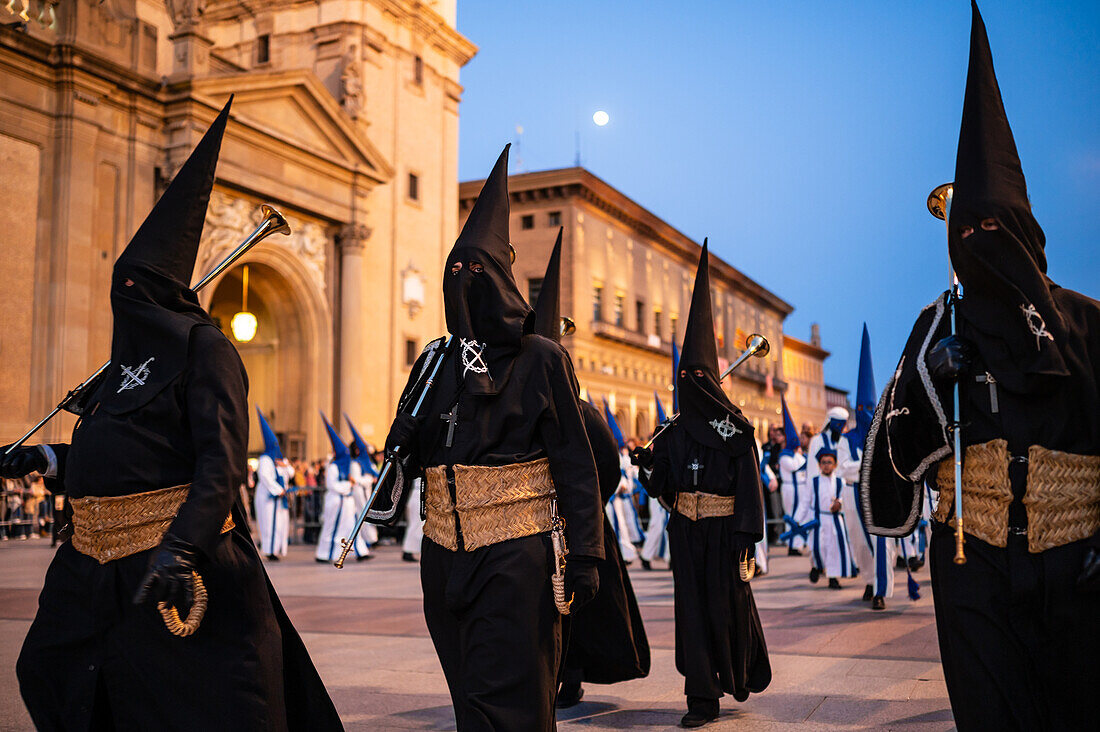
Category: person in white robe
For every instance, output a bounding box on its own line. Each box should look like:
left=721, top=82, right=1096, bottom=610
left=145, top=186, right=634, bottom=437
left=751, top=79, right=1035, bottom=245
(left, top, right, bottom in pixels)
left=809, top=448, right=854, bottom=589
left=254, top=408, right=294, bottom=560
left=316, top=414, right=369, bottom=563
left=606, top=449, right=642, bottom=563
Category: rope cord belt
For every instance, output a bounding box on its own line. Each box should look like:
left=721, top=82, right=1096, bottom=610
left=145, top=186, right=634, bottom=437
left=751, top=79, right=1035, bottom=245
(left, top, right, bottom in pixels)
left=423, top=457, right=573, bottom=614
left=69, top=484, right=233, bottom=636
left=935, top=439, right=1100, bottom=553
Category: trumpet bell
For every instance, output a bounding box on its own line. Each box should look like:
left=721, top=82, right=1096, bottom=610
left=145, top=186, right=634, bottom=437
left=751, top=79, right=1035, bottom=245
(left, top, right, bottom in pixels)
left=745, top=333, right=770, bottom=359
left=559, top=316, right=576, bottom=337
left=927, top=183, right=954, bottom=221
left=260, top=204, right=292, bottom=237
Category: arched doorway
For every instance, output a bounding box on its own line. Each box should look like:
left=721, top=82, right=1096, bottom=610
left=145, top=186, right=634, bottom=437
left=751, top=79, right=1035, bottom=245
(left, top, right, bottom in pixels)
left=204, top=257, right=331, bottom=460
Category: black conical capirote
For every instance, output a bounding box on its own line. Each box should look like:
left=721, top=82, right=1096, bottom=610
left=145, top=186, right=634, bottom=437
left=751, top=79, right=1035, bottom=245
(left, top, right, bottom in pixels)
left=116, top=97, right=232, bottom=286
left=453, top=144, right=513, bottom=273
left=532, top=228, right=563, bottom=342
left=680, top=239, right=719, bottom=374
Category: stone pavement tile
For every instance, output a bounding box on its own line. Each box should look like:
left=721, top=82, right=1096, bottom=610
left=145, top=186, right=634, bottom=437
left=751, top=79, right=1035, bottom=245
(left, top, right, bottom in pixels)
left=0, top=588, right=37, bottom=620
left=768, top=654, right=921, bottom=701
left=0, top=620, right=33, bottom=731
left=807, top=696, right=956, bottom=730
left=282, top=596, right=429, bottom=637
left=846, top=657, right=944, bottom=682
left=908, top=678, right=951, bottom=700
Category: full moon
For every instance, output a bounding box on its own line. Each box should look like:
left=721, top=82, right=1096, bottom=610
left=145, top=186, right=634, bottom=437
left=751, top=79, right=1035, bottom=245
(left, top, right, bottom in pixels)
left=592, top=110, right=610, bottom=126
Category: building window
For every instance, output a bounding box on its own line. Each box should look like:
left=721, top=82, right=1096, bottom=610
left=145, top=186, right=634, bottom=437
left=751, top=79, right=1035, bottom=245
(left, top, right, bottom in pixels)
left=521, top=214, right=534, bottom=230
left=635, top=299, right=645, bottom=333
left=405, top=339, right=418, bottom=367
left=670, top=314, right=678, bottom=342
left=548, top=211, right=561, bottom=227
left=528, top=277, right=543, bottom=305
left=256, top=34, right=270, bottom=64
left=414, top=55, right=424, bottom=85
left=614, top=293, right=625, bottom=327
left=654, top=309, right=662, bottom=339
left=593, top=284, right=603, bottom=322
left=407, top=172, right=420, bottom=201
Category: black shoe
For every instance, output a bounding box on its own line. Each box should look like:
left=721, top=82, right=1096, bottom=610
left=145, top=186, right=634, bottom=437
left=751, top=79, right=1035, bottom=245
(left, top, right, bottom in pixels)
left=556, top=682, right=584, bottom=708
left=862, top=584, right=874, bottom=601
left=640, top=558, right=652, bottom=571
left=681, top=697, right=719, bottom=728
left=872, top=595, right=886, bottom=610
left=787, top=547, right=802, bottom=556
left=356, top=553, right=373, bottom=561
left=828, top=577, right=842, bottom=589
left=266, top=554, right=280, bottom=562
left=896, top=556, right=907, bottom=569
left=908, top=557, right=923, bottom=572
left=809, top=567, right=821, bottom=584
left=315, top=558, right=329, bottom=563
left=402, top=552, right=418, bottom=562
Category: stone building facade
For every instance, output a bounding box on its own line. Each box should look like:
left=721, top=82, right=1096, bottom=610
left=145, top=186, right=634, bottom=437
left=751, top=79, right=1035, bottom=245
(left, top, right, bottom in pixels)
left=460, top=167, right=796, bottom=440
left=0, top=0, right=474, bottom=458
left=781, top=329, right=830, bottom=429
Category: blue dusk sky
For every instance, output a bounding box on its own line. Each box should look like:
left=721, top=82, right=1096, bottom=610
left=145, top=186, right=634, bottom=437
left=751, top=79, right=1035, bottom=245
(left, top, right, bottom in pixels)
left=455, top=1, right=1100, bottom=396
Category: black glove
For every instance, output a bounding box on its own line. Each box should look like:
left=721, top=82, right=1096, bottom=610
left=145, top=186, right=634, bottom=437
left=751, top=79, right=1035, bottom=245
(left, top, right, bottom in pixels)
left=133, top=534, right=199, bottom=610
left=733, top=531, right=757, bottom=557
left=0, top=445, right=47, bottom=479
left=565, top=557, right=599, bottom=610
left=629, top=446, right=654, bottom=470
left=1079, top=532, right=1100, bottom=592
left=385, top=412, right=421, bottom=454
left=926, top=335, right=975, bottom=385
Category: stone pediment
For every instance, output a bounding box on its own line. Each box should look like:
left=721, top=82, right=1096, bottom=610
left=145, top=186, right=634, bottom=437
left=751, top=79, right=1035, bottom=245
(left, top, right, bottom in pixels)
left=190, top=71, right=393, bottom=184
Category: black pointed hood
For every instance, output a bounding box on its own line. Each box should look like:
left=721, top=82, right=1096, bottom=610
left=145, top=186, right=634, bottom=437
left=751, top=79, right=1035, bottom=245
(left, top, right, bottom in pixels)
left=677, top=241, right=753, bottom=455
left=443, top=144, right=532, bottom=394
left=950, top=2, right=1068, bottom=391
left=532, top=228, right=563, bottom=342
left=99, top=98, right=232, bottom=414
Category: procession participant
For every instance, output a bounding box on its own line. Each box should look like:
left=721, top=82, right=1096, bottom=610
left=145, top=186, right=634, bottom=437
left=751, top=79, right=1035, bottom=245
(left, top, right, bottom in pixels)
left=255, top=407, right=294, bottom=561
left=809, top=448, right=853, bottom=590
left=345, top=415, right=380, bottom=548
left=400, top=477, right=425, bottom=562
left=1, top=100, right=342, bottom=731
left=631, top=242, right=770, bottom=728
left=860, top=4, right=1100, bottom=728
left=381, top=145, right=604, bottom=731
left=777, top=398, right=809, bottom=555
left=604, top=402, right=643, bottom=563
left=532, top=230, right=650, bottom=708
left=639, top=394, right=672, bottom=569
left=315, top=413, right=368, bottom=563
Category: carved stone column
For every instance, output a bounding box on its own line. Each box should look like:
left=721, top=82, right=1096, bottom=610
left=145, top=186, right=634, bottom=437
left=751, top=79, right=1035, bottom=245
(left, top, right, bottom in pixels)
left=339, top=223, right=370, bottom=417
left=166, top=0, right=212, bottom=79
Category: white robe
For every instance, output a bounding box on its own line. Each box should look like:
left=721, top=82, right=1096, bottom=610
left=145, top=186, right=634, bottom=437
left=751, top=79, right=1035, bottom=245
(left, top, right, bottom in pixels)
left=640, top=493, right=670, bottom=562
left=316, top=461, right=369, bottom=561
left=606, top=453, right=642, bottom=561
left=779, top=451, right=810, bottom=550
left=402, top=478, right=425, bottom=555
left=254, top=455, right=293, bottom=557
left=810, top=473, right=855, bottom=579
left=350, top=462, right=378, bottom=547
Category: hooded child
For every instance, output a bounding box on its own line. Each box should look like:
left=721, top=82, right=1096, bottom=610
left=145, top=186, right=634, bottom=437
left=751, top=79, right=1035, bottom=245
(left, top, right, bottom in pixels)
left=255, top=407, right=295, bottom=560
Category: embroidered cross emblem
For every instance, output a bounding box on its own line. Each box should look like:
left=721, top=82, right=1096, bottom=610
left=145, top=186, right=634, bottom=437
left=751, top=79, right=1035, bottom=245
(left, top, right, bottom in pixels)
left=460, top=339, right=488, bottom=378
left=117, top=357, right=154, bottom=393
left=440, top=404, right=459, bottom=448
left=709, top=415, right=741, bottom=441
left=1020, top=303, right=1054, bottom=350
left=689, top=459, right=704, bottom=487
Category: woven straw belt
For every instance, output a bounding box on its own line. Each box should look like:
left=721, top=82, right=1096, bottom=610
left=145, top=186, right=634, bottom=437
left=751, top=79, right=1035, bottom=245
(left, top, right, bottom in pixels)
left=423, top=458, right=556, bottom=551
left=70, top=485, right=234, bottom=564
left=673, top=491, right=736, bottom=521
left=935, top=440, right=1100, bottom=552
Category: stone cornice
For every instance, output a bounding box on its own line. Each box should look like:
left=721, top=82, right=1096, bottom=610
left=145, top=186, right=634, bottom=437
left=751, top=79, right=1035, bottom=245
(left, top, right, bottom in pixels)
left=460, top=167, right=795, bottom=318
left=782, top=333, right=830, bottom=360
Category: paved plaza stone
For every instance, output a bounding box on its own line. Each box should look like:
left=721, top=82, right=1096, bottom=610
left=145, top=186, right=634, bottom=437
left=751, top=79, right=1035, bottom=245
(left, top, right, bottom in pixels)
left=0, top=539, right=953, bottom=731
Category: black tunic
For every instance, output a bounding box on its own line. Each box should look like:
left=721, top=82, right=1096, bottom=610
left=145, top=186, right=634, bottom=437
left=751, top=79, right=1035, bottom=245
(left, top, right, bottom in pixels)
left=17, top=326, right=342, bottom=732
left=642, top=421, right=771, bottom=701
left=403, top=333, right=603, bottom=731
left=561, top=403, right=650, bottom=685
left=860, top=289, right=1100, bottom=731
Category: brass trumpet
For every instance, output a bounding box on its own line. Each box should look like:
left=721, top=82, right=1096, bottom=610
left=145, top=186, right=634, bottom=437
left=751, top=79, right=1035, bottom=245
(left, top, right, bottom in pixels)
left=928, top=183, right=966, bottom=565
left=4, top=204, right=291, bottom=454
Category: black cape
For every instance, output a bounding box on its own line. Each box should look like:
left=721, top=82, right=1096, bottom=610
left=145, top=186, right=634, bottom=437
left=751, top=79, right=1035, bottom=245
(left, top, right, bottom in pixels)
left=18, top=326, right=342, bottom=731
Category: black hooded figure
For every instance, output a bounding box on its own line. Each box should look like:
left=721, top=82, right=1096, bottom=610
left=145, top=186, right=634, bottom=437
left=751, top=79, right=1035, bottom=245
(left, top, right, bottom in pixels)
left=1, top=100, right=343, bottom=731
left=532, top=229, right=651, bottom=708
left=383, top=146, right=604, bottom=731
left=859, top=4, right=1100, bottom=730
left=632, top=241, right=771, bottom=727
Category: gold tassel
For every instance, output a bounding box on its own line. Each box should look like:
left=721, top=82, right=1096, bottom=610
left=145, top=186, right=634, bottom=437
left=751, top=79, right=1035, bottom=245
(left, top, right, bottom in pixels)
left=550, top=500, right=572, bottom=615
left=158, top=571, right=208, bottom=637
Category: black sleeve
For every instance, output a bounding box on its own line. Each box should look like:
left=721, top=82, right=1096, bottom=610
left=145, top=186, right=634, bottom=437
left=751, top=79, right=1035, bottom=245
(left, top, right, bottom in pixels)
left=732, top=444, right=766, bottom=541
left=580, top=403, right=622, bottom=504
left=395, top=337, right=447, bottom=414
left=538, top=348, right=604, bottom=560
left=168, top=327, right=249, bottom=557
left=640, top=430, right=674, bottom=501
left=45, top=443, right=70, bottom=494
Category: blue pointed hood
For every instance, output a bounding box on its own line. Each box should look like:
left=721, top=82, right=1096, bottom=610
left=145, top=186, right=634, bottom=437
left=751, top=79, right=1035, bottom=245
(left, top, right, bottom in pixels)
left=780, top=396, right=800, bottom=456
left=344, top=413, right=379, bottom=478
left=320, top=411, right=352, bottom=479
left=602, top=398, right=627, bottom=450
left=847, top=324, right=877, bottom=453
left=654, top=391, right=668, bottom=427
left=671, top=342, right=681, bottom=413
left=256, top=406, right=285, bottom=462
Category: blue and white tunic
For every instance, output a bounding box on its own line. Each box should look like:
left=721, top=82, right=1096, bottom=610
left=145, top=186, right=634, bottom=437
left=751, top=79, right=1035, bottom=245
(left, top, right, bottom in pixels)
left=315, top=460, right=368, bottom=561
left=255, top=454, right=293, bottom=557
left=811, top=473, right=855, bottom=579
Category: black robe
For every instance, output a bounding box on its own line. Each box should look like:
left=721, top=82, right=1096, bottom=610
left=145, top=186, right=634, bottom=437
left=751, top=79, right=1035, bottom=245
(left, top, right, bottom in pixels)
left=17, top=325, right=342, bottom=732
left=642, top=421, right=771, bottom=701
left=860, top=289, right=1100, bottom=731
left=561, top=403, right=650, bottom=685
left=403, top=333, right=603, bottom=731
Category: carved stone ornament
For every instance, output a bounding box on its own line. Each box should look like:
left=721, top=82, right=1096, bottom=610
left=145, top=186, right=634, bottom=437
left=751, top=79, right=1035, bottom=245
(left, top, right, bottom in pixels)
left=199, top=190, right=328, bottom=293
left=339, top=222, right=371, bottom=252
left=340, top=44, right=364, bottom=119
left=165, top=0, right=206, bottom=33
